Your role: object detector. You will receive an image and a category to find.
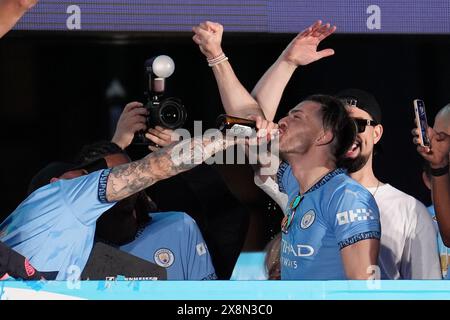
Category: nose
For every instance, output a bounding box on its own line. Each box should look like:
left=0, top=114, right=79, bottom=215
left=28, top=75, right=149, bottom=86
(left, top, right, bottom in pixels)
left=278, top=119, right=287, bottom=130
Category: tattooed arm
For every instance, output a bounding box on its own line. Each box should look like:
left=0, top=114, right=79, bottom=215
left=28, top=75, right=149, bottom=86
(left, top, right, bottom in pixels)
left=106, top=133, right=235, bottom=202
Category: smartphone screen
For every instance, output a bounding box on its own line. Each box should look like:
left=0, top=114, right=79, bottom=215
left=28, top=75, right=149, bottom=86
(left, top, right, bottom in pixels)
left=413, top=99, right=431, bottom=147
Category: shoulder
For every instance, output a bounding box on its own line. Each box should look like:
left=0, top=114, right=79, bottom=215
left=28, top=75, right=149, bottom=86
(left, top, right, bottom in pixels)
left=378, top=184, right=430, bottom=215
left=329, top=174, right=375, bottom=203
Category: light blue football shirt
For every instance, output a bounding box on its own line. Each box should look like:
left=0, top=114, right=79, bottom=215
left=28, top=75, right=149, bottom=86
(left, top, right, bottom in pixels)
left=277, top=163, right=381, bottom=280
left=0, top=169, right=115, bottom=280
left=121, top=212, right=217, bottom=280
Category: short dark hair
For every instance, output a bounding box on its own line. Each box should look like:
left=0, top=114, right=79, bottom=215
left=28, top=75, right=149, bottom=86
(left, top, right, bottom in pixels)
left=304, top=94, right=357, bottom=166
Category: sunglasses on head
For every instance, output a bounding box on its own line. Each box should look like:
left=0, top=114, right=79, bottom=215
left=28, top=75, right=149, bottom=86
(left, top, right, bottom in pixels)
left=354, top=118, right=378, bottom=133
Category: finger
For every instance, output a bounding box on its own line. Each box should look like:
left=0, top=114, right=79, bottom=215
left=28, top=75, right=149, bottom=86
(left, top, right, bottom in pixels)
left=123, top=101, right=144, bottom=112
left=148, top=145, right=160, bottom=152
left=319, top=23, right=336, bottom=41
left=417, top=145, right=431, bottom=154
left=317, top=48, right=335, bottom=59
left=147, top=128, right=172, bottom=144
left=266, top=121, right=275, bottom=133
left=411, top=128, right=420, bottom=136
left=206, top=21, right=223, bottom=33
left=131, top=123, right=147, bottom=133
left=299, top=26, right=313, bottom=38
left=299, top=20, right=322, bottom=38
left=265, top=122, right=277, bottom=141
left=318, top=25, right=337, bottom=41
left=427, top=127, right=435, bottom=140
left=313, top=23, right=330, bottom=38
left=192, top=34, right=202, bottom=45
left=128, top=115, right=147, bottom=125
left=155, top=126, right=174, bottom=135
left=248, top=115, right=263, bottom=129
left=199, top=22, right=209, bottom=31
left=153, top=128, right=172, bottom=142
left=145, top=132, right=167, bottom=146
left=309, top=20, right=323, bottom=36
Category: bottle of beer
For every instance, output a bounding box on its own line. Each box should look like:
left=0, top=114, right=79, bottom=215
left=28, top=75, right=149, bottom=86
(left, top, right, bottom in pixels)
left=216, top=114, right=257, bottom=136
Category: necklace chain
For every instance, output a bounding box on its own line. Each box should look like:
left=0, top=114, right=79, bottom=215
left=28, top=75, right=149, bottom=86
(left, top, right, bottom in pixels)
left=371, top=180, right=381, bottom=198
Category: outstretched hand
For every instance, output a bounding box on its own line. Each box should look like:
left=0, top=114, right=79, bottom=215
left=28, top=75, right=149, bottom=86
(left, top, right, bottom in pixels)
left=281, top=20, right=336, bottom=67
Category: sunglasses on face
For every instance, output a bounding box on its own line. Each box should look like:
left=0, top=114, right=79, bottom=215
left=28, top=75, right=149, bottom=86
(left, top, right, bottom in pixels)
left=354, top=118, right=378, bottom=133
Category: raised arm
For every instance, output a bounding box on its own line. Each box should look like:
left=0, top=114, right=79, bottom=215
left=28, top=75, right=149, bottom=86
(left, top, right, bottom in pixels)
left=192, top=21, right=264, bottom=119
left=0, top=0, right=38, bottom=38
left=251, top=20, right=336, bottom=121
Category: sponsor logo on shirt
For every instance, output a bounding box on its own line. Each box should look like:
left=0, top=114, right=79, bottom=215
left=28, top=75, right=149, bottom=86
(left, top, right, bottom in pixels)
left=300, top=210, right=316, bottom=229
left=154, top=248, right=175, bottom=268
left=336, top=208, right=376, bottom=226
left=281, top=239, right=315, bottom=257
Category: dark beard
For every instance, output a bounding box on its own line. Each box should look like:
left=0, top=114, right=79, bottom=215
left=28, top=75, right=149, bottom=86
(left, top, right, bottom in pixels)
left=338, top=153, right=370, bottom=173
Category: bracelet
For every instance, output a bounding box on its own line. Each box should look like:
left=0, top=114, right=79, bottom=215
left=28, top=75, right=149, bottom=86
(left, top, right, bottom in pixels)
left=430, top=163, right=449, bottom=177
left=207, top=52, right=224, bottom=61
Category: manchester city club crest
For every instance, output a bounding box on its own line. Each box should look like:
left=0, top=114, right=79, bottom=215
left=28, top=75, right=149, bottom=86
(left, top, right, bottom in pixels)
left=154, top=248, right=175, bottom=268
left=300, top=210, right=316, bottom=229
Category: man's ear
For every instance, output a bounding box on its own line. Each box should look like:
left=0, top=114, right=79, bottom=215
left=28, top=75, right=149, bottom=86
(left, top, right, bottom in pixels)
left=50, top=177, right=59, bottom=183
left=373, top=124, right=383, bottom=145
left=316, top=130, right=334, bottom=146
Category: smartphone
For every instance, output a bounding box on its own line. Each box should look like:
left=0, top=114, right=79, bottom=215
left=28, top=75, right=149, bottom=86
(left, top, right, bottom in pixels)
left=413, top=99, right=431, bottom=147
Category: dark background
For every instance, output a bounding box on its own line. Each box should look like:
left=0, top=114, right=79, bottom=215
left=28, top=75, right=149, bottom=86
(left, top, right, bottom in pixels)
left=1, top=31, right=449, bottom=249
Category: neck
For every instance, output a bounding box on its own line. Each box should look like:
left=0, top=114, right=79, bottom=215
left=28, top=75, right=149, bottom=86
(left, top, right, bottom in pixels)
left=349, top=154, right=380, bottom=188
left=287, top=152, right=336, bottom=194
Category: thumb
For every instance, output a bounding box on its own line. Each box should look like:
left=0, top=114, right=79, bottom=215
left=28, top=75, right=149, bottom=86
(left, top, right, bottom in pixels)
left=426, top=127, right=435, bottom=140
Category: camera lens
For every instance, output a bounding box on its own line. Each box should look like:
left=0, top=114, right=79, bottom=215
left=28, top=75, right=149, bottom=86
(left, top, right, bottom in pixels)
left=158, top=98, right=187, bottom=129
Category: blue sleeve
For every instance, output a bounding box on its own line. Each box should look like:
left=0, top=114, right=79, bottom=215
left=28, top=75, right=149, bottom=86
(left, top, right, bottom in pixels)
left=276, top=161, right=294, bottom=194
left=59, top=169, right=116, bottom=226
left=327, top=184, right=381, bottom=250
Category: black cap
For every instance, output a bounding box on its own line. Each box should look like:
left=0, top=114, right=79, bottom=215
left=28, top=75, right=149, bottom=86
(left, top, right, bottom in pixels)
left=336, top=88, right=382, bottom=124
left=27, top=157, right=108, bottom=195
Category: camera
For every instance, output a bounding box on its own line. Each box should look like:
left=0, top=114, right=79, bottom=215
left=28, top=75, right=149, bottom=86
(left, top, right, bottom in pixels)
left=135, top=55, right=187, bottom=145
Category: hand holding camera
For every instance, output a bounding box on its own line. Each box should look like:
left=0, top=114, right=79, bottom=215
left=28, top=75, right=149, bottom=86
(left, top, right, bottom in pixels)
left=133, top=55, right=186, bottom=146
left=112, top=101, right=148, bottom=149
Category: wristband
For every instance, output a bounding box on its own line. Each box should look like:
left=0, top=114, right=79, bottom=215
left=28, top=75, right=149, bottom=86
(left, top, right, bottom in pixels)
left=430, top=163, right=449, bottom=177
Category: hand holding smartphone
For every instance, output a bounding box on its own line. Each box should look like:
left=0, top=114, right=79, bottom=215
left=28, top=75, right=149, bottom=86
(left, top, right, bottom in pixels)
left=413, top=99, right=431, bottom=147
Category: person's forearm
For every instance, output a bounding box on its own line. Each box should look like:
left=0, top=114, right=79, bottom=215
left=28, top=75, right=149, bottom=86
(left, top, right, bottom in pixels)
left=433, top=173, right=450, bottom=246
left=106, top=134, right=235, bottom=201
left=251, top=56, right=298, bottom=121
left=211, top=60, right=265, bottom=119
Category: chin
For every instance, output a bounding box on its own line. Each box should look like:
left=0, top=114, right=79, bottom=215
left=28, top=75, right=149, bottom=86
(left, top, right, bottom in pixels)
left=338, top=154, right=370, bottom=173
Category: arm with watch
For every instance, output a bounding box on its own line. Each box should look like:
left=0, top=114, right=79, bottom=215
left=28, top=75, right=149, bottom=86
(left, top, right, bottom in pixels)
left=414, top=126, right=450, bottom=245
